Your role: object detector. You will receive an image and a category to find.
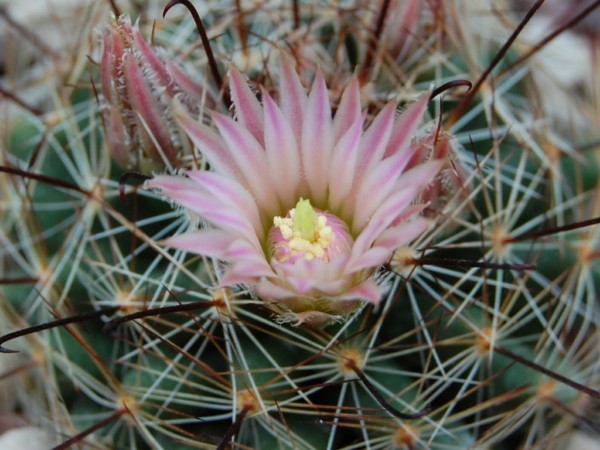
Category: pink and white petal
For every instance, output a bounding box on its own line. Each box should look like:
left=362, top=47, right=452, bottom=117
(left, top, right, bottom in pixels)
left=373, top=218, right=431, bottom=249
left=220, top=260, right=273, bottom=286
left=279, top=55, right=307, bottom=143
left=389, top=203, right=429, bottom=227
left=176, top=112, right=240, bottom=179
left=297, top=257, right=342, bottom=283
left=328, top=117, right=365, bottom=213
left=345, top=246, right=393, bottom=274
left=383, top=93, right=430, bottom=159
left=389, top=159, right=445, bottom=195
left=146, top=174, right=202, bottom=193
left=301, top=69, right=334, bottom=204
left=270, top=259, right=317, bottom=293
left=286, top=276, right=317, bottom=295
left=356, top=101, right=396, bottom=172
left=313, top=277, right=352, bottom=296
left=336, top=279, right=383, bottom=304
left=153, top=186, right=261, bottom=248
left=213, top=113, right=280, bottom=214
left=229, top=67, right=265, bottom=144
left=352, top=150, right=416, bottom=229
left=257, top=279, right=299, bottom=300
left=350, top=187, right=419, bottom=255
left=333, top=76, right=362, bottom=141
left=186, top=171, right=264, bottom=236
left=223, top=240, right=271, bottom=272
left=200, top=206, right=262, bottom=249
left=163, top=229, right=232, bottom=258
left=346, top=220, right=431, bottom=273
left=351, top=159, right=444, bottom=234
left=262, top=89, right=301, bottom=206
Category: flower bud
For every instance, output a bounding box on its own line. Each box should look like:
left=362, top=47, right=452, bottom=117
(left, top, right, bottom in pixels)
left=100, top=15, right=205, bottom=170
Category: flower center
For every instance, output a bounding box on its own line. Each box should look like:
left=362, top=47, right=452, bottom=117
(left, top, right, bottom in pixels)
left=269, top=198, right=352, bottom=263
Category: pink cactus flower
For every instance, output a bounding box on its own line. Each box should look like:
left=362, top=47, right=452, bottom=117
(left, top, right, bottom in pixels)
left=100, top=15, right=205, bottom=170
left=147, top=58, right=444, bottom=325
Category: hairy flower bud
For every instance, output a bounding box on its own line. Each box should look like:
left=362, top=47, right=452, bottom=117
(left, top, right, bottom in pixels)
left=100, top=15, right=205, bottom=170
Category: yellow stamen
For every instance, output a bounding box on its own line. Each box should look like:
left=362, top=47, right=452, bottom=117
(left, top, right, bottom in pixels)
left=273, top=199, right=333, bottom=261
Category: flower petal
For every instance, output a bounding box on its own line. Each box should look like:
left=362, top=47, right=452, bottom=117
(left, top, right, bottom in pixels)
left=333, top=76, right=362, bottom=140
left=262, top=88, right=301, bottom=207
left=221, top=260, right=274, bottom=285
left=301, top=69, right=334, bottom=204
left=176, top=112, right=240, bottom=179
left=229, top=67, right=265, bottom=144
left=257, top=279, right=298, bottom=300
left=164, top=229, right=232, bottom=258
left=213, top=112, right=280, bottom=214
left=148, top=175, right=261, bottom=248
left=373, top=217, right=431, bottom=249
left=336, top=279, right=383, bottom=304
left=186, top=171, right=264, bottom=236
left=352, top=149, right=417, bottom=229
left=350, top=187, right=420, bottom=257
left=356, top=101, right=396, bottom=172
left=279, top=55, right=307, bottom=143
left=345, top=219, right=431, bottom=273
left=345, top=246, right=392, bottom=273
left=327, top=116, right=365, bottom=213
left=351, top=159, right=444, bottom=235
left=383, top=93, right=430, bottom=159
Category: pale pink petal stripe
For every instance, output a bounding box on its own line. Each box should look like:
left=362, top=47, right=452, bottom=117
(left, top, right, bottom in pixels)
left=356, top=101, right=396, bottom=172
left=221, top=260, right=274, bottom=285
left=195, top=199, right=260, bottom=246
left=176, top=113, right=240, bottom=179
left=223, top=240, right=271, bottom=270
left=346, top=220, right=431, bottom=273
left=148, top=181, right=261, bottom=248
left=352, top=159, right=444, bottom=233
left=257, top=280, right=298, bottom=300
left=213, top=113, right=280, bottom=214
left=146, top=174, right=200, bottom=192
left=301, top=69, right=334, bottom=204
left=164, top=230, right=231, bottom=257
left=352, top=149, right=417, bottom=229
left=186, top=171, right=264, bottom=236
left=383, top=93, right=429, bottom=159
left=286, top=276, right=316, bottom=294
left=345, top=247, right=392, bottom=274
left=327, top=117, right=365, bottom=213
left=333, top=76, right=362, bottom=140
left=279, top=55, right=307, bottom=143
left=336, top=279, right=382, bottom=304
left=350, top=187, right=419, bottom=255
left=373, top=218, right=430, bottom=249
left=228, top=67, right=265, bottom=144
left=262, top=89, right=301, bottom=207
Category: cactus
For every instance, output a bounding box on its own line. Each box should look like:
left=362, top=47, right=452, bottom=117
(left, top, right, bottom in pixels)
left=1, top=1, right=599, bottom=449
